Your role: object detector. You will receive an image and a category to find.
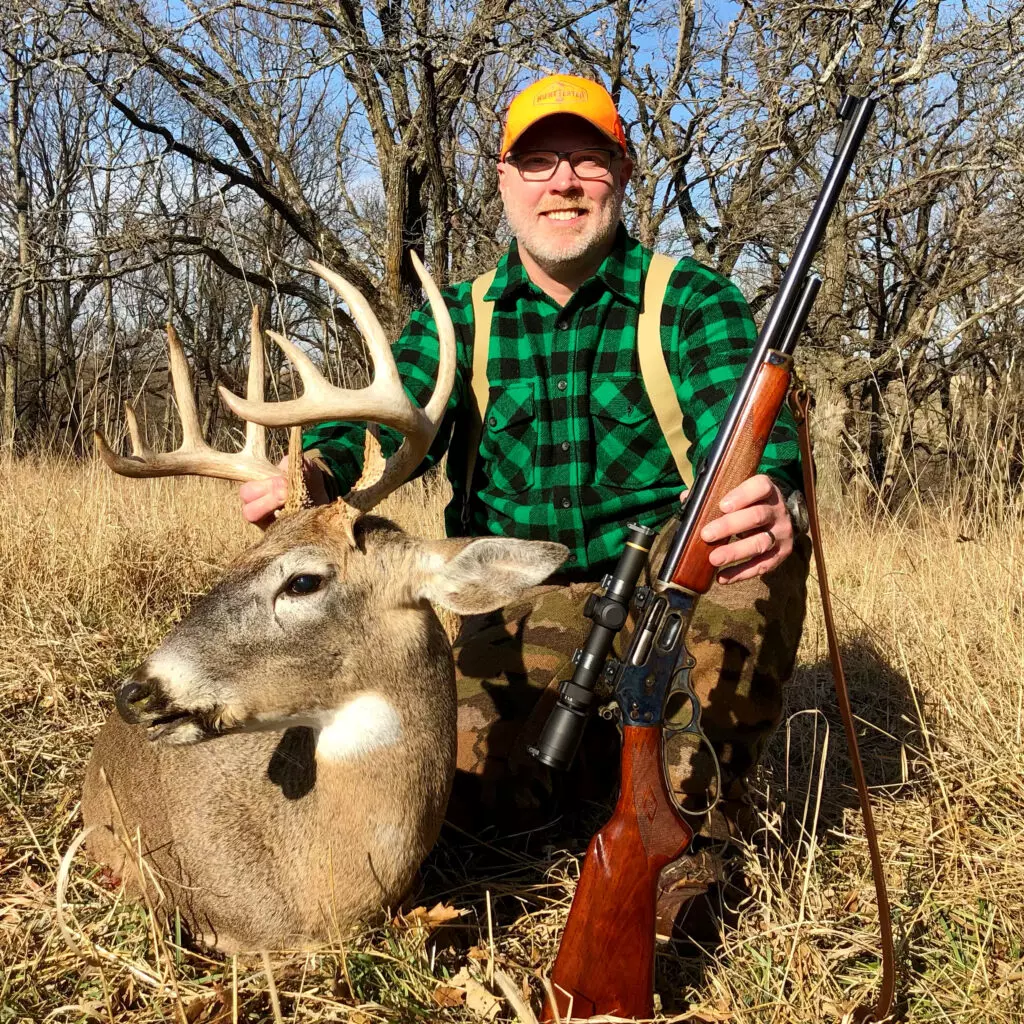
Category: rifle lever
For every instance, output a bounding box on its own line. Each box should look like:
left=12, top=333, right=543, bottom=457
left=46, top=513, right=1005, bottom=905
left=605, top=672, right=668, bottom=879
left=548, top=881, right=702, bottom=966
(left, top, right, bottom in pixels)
left=616, top=590, right=722, bottom=817
left=661, top=652, right=723, bottom=819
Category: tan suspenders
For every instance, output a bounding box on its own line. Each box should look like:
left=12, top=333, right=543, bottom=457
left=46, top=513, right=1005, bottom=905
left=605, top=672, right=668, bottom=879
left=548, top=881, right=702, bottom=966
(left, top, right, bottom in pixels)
left=636, top=254, right=694, bottom=487
left=464, top=254, right=693, bottom=509
left=462, top=270, right=497, bottom=526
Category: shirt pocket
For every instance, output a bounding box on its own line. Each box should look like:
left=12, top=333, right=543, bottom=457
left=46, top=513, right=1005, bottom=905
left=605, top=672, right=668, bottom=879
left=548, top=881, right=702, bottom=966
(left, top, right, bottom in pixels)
left=479, top=382, right=537, bottom=493
left=590, top=375, right=669, bottom=489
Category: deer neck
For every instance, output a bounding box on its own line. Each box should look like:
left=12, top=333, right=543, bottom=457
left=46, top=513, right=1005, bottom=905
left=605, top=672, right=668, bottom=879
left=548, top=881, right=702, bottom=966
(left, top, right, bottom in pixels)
left=312, top=606, right=453, bottom=771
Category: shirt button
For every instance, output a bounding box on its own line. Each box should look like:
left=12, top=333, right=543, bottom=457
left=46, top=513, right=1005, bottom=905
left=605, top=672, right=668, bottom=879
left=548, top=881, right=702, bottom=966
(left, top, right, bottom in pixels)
left=488, top=416, right=497, bottom=426
left=560, top=441, right=570, bottom=452
left=566, top=553, right=576, bottom=563
left=560, top=498, right=571, bottom=509
left=556, top=380, right=567, bottom=391
left=556, top=319, right=568, bottom=330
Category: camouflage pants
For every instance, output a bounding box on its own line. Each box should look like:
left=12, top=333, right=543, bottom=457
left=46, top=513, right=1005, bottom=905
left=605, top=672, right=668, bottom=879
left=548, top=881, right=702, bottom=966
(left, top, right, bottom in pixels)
left=447, top=523, right=811, bottom=847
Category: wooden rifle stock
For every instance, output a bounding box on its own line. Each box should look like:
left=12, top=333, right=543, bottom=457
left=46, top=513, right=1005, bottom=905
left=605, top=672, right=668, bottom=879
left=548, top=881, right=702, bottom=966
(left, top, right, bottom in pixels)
left=543, top=727, right=693, bottom=1022
left=668, top=352, right=793, bottom=594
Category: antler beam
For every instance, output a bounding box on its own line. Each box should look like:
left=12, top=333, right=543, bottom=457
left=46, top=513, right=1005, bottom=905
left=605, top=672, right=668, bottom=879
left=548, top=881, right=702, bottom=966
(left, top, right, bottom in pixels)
left=95, top=253, right=455, bottom=524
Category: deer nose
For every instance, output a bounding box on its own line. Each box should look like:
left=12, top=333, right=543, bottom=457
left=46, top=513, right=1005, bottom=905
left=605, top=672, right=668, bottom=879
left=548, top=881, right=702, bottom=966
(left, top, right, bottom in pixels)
left=116, top=678, right=154, bottom=723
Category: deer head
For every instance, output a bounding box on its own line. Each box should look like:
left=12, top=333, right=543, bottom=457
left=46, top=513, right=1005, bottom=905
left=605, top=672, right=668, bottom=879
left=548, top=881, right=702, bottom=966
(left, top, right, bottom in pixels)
left=93, top=254, right=568, bottom=746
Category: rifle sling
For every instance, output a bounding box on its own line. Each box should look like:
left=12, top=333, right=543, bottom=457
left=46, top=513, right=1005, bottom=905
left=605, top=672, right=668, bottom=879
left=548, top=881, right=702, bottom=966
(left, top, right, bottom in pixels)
left=637, top=253, right=694, bottom=488
left=790, top=387, right=896, bottom=1023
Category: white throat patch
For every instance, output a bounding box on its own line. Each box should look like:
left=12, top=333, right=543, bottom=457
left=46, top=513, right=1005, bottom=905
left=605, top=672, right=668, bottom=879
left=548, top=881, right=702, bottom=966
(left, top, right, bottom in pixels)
left=315, top=692, right=403, bottom=762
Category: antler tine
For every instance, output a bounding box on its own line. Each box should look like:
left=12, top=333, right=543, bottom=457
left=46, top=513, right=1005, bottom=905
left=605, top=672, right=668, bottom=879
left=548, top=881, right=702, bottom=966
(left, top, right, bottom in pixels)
left=408, top=250, right=456, bottom=426
left=310, top=260, right=401, bottom=393
left=214, top=254, right=456, bottom=515
left=218, top=266, right=418, bottom=436
left=94, top=320, right=280, bottom=483
left=343, top=250, right=456, bottom=510
left=241, top=306, right=268, bottom=463
left=124, top=403, right=151, bottom=458
left=166, top=323, right=203, bottom=450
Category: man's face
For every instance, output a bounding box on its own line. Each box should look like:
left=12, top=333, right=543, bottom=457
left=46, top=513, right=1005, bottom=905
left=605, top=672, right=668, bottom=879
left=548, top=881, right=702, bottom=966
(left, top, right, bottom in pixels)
left=497, top=114, right=633, bottom=270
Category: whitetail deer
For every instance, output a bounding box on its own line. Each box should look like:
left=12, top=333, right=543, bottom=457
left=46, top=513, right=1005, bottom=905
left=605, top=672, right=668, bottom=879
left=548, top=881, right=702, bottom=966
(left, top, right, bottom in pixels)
left=82, top=254, right=567, bottom=952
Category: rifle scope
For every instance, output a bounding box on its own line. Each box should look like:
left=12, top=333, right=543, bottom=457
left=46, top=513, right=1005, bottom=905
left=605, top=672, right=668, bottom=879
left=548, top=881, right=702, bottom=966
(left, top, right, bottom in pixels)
left=529, top=522, right=655, bottom=771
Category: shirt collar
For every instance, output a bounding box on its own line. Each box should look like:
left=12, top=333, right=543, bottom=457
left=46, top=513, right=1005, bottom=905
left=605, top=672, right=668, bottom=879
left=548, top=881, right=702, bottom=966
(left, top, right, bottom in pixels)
left=484, top=224, right=647, bottom=309
left=484, top=240, right=532, bottom=301
left=597, top=224, right=645, bottom=306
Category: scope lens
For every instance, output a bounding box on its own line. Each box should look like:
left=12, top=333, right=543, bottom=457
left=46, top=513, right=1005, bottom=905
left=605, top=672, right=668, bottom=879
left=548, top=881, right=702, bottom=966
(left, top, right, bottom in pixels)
left=529, top=701, right=587, bottom=771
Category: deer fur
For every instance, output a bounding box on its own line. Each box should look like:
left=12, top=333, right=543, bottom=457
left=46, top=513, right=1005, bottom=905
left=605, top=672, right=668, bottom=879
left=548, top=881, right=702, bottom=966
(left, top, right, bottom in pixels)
left=82, top=504, right=567, bottom=952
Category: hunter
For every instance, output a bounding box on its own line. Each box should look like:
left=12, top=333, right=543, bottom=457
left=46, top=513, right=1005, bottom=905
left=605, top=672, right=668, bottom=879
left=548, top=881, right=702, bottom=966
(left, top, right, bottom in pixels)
left=240, top=74, right=810, bottom=940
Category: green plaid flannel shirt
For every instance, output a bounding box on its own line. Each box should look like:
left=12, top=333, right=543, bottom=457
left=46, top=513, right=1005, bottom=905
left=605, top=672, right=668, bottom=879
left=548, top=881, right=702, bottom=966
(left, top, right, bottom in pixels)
left=303, top=226, right=802, bottom=574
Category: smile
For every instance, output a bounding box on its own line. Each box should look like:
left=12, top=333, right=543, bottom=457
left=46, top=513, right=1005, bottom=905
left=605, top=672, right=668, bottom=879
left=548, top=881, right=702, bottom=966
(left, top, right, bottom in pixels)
left=542, top=209, right=586, bottom=222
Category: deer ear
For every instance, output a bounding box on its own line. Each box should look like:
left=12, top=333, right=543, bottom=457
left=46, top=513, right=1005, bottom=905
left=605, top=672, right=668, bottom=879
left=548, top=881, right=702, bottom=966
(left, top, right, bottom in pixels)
left=416, top=538, right=568, bottom=614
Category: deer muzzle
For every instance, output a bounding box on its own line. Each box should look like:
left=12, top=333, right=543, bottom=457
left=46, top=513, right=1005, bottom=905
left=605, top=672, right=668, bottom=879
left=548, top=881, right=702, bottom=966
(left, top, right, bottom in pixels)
left=115, top=675, right=208, bottom=742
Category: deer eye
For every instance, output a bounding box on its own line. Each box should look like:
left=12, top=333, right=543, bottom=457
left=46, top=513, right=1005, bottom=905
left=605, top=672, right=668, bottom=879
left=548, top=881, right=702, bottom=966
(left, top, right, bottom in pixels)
left=286, top=573, right=324, bottom=596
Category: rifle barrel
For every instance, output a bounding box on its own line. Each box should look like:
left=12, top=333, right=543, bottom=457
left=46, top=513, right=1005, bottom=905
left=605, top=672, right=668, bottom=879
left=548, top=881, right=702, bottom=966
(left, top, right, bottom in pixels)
left=657, top=95, right=875, bottom=590
left=778, top=275, right=821, bottom=357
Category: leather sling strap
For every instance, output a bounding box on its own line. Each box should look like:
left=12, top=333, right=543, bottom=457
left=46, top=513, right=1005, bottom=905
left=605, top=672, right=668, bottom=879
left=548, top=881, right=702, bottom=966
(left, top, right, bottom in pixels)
left=790, top=386, right=896, bottom=1024
left=463, top=270, right=497, bottom=527
left=637, top=253, right=694, bottom=488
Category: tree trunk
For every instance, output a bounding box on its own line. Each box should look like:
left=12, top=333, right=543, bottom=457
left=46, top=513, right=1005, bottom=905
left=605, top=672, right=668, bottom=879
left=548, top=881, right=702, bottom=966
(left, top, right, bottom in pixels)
left=3, top=57, right=30, bottom=455
left=818, top=208, right=848, bottom=350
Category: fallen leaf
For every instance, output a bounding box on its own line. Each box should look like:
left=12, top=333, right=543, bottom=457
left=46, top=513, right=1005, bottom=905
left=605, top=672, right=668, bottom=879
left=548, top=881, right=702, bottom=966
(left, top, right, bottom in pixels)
left=995, top=960, right=1024, bottom=981
left=393, top=901, right=468, bottom=932
left=184, top=991, right=230, bottom=1024
left=433, top=986, right=466, bottom=1008
left=467, top=980, right=501, bottom=1020
left=184, top=997, right=207, bottom=1023
left=449, top=968, right=501, bottom=1020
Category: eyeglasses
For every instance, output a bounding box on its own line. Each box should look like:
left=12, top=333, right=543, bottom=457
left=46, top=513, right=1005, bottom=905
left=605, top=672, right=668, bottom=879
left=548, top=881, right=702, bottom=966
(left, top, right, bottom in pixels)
left=506, top=148, right=618, bottom=181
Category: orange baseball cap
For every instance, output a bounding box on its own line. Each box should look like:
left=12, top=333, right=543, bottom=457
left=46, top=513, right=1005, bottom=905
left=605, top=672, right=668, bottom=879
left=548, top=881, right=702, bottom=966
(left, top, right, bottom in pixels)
left=501, top=74, right=627, bottom=158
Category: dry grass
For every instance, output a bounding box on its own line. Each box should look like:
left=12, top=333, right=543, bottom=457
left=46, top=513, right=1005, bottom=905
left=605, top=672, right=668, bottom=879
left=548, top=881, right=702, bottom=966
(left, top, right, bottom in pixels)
left=1, top=446, right=1022, bottom=1023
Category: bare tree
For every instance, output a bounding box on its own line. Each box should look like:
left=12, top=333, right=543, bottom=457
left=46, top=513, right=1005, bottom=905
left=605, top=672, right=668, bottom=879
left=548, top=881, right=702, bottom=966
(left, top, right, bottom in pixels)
left=1, top=0, right=1022, bottom=509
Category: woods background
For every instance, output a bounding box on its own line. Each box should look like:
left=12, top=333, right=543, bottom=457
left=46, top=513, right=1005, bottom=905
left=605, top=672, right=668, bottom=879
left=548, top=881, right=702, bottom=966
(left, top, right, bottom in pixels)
left=4, top=4, right=1024, bottom=1022
left=2, top=0, right=1021, bottom=512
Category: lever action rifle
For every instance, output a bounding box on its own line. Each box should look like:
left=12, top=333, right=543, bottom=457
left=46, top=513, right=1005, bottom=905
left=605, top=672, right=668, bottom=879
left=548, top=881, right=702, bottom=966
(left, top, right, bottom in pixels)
left=530, top=95, right=884, bottom=1023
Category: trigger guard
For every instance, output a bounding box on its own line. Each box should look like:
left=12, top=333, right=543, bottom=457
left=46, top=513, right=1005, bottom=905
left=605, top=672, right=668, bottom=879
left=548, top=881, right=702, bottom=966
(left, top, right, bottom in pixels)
left=663, top=675, right=702, bottom=738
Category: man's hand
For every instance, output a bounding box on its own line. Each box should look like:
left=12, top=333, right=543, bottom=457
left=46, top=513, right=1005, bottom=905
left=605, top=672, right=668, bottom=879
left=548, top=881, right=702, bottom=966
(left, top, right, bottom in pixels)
left=239, top=456, right=328, bottom=529
left=697, top=473, right=793, bottom=584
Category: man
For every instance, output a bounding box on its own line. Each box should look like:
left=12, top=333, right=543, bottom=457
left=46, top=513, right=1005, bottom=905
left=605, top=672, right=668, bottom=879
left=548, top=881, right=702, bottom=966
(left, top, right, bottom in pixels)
left=240, top=74, right=809, bottom=937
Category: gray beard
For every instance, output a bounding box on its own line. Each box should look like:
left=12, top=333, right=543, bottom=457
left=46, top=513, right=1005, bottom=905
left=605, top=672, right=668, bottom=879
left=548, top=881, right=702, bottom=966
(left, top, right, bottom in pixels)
left=508, top=192, right=624, bottom=271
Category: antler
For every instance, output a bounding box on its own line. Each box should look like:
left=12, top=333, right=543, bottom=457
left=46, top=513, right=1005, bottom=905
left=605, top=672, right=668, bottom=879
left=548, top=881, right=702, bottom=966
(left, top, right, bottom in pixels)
left=96, top=253, right=454, bottom=533
left=94, top=308, right=279, bottom=483
left=219, top=250, right=455, bottom=513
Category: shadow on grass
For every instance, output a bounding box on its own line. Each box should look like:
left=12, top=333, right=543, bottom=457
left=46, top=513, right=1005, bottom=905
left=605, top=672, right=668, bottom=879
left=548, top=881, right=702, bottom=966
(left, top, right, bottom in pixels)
left=767, top=630, right=922, bottom=841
